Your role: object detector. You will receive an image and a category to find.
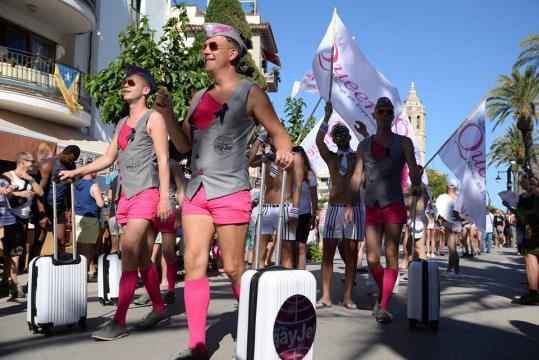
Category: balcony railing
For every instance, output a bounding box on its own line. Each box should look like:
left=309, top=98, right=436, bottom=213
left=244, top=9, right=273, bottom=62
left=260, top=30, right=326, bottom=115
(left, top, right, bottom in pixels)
left=0, top=46, right=90, bottom=111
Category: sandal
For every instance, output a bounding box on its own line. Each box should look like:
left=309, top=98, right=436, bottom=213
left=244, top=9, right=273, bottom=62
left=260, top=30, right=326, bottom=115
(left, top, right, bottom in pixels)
left=315, top=301, right=332, bottom=309
left=340, top=301, right=358, bottom=310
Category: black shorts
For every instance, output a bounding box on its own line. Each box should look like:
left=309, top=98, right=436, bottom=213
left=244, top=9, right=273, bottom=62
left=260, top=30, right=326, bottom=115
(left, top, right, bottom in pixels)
left=2, top=217, right=29, bottom=256
left=45, top=204, right=66, bottom=231
left=296, top=213, right=312, bottom=243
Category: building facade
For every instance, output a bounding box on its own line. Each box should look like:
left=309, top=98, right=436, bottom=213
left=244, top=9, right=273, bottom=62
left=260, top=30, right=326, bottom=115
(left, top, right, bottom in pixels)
left=0, top=0, right=170, bottom=172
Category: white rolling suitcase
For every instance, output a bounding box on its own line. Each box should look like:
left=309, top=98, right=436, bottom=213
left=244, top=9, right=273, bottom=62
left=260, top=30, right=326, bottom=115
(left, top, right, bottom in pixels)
left=236, top=161, right=317, bottom=360
left=97, top=252, right=122, bottom=305
left=407, top=194, right=440, bottom=331
left=27, top=179, right=88, bottom=334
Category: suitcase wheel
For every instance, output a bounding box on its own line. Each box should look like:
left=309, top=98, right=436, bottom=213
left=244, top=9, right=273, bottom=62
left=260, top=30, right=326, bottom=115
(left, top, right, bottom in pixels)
left=429, top=320, right=439, bottom=331
left=41, top=326, right=51, bottom=336
left=78, top=319, right=87, bottom=331
left=99, top=298, right=105, bottom=305
left=29, top=324, right=39, bottom=334
left=408, top=319, right=418, bottom=329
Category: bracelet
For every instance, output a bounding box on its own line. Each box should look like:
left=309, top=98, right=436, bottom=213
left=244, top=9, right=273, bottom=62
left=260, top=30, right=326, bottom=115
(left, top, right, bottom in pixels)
left=289, top=207, right=299, bottom=219
left=319, top=122, right=329, bottom=134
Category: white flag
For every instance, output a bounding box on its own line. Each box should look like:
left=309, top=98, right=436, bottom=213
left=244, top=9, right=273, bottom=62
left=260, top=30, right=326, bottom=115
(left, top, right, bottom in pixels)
left=312, top=10, right=402, bottom=137
left=438, top=100, right=487, bottom=232
left=300, top=112, right=360, bottom=176
left=291, top=70, right=319, bottom=98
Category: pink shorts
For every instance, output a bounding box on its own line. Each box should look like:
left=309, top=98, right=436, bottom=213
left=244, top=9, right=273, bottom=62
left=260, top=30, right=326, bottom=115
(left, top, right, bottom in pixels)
left=152, top=208, right=178, bottom=233
left=116, top=188, right=159, bottom=225
left=366, top=202, right=407, bottom=226
left=182, top=186, right=251, bottom=225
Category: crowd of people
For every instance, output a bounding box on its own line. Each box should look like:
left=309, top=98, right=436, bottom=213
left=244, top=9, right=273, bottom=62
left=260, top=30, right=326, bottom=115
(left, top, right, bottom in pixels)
left=0, top=22, right=538, bottom=360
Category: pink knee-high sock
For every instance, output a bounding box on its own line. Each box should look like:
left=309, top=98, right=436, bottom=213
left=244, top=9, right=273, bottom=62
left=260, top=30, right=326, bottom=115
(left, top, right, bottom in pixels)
left=380, top=268, right=399, bottom=310
left=166, top=264, right=177, bottom=294
left=232, top=283, right=241, bottom=302
left=185, top=277, right=210, bottom=352
left=113, top=271, right=138, bottom=326
left=370, top=265, right=384, bottom=297
left=140, top=265, right=166, bottom=313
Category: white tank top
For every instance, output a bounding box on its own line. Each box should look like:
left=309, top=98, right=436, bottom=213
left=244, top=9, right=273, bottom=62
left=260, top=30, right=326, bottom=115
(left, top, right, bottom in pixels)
left=9, top=171, right=32, bottom=219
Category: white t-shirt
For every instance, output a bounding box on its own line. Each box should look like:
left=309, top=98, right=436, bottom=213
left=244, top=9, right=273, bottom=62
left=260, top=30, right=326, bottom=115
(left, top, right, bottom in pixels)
left=299, top=171, right=318, bottom=215
left=435, top=193, right=459, bottom=225
left=485, top=213, right=494, bottom=233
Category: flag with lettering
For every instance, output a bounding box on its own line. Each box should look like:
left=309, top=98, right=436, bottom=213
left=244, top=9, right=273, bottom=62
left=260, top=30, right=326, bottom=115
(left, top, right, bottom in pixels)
left=438, top=100, right=487, bottom=232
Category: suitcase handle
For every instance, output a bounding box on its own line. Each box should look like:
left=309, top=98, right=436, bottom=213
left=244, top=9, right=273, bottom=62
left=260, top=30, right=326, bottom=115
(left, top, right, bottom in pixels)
left=70, top=181, right=78, bottom=260
left=409, top=193, right=419, bottom=260
left=253, top=158, right=288, bottom=270
left=51, top=175, right=79, bottom=261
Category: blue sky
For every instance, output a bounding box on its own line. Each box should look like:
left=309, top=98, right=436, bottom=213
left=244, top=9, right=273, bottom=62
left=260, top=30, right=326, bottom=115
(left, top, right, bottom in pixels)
left=188, top=0, right=539, bottom=209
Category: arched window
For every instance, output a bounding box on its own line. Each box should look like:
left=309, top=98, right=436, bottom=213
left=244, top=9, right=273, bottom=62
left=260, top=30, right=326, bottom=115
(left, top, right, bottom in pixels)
left=416, top=115, right=420, bottom=129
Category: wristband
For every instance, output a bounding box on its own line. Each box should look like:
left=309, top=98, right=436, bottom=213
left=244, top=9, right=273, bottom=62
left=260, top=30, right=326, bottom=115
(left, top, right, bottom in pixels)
left=289, top=207, right=299, bottom=219
left=319, top=122, right=329, bottom=134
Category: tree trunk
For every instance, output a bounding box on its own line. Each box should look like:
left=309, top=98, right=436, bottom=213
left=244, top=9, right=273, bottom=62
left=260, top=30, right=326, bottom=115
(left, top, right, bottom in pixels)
left=518, top=116, right=539, bottom=180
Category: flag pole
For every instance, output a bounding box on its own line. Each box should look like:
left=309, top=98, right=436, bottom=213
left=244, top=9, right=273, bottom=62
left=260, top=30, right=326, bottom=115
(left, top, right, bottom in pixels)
left=328, top=8, right=337, bottom=103
left=424, top=97, right=486, bottom=169
left=295, top=96, right=323, bottom=145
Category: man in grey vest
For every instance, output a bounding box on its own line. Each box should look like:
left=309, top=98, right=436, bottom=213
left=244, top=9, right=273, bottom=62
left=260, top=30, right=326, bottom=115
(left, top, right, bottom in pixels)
left=155, top=23, right=293, bottom=359
left=315, top=102, right=368, bottom=311
left=346, top=97, right=421, bottom=324
left=61, top=65, right=172, bottom=340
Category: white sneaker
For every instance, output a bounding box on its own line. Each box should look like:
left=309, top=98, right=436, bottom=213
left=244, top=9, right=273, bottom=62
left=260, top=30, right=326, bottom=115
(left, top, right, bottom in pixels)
left=426, top=253, right=431, bottom=259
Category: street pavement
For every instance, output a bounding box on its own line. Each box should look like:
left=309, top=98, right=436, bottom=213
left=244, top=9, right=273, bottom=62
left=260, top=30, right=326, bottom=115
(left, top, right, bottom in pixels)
left=0, top=248, right=537, bottom=359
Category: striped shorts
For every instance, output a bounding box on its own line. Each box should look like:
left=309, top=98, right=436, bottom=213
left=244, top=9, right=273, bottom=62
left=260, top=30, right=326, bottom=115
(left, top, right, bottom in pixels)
left=260, top=203, right=296, bottom=241
left=323, top=203, right=365, bottom=241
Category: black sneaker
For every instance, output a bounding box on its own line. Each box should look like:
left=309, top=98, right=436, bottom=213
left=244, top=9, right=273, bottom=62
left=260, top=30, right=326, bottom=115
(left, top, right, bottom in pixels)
left=164, top=292, right=176, bottom=304
left=175, top=348, right=209, bottom=360
left=375, top=306, right=393, bottom=323
left=511, top=292, right=539, bottom=305
left=91, top=320, right=128, bottom=341
left=135, top=310, right=171, bottom=330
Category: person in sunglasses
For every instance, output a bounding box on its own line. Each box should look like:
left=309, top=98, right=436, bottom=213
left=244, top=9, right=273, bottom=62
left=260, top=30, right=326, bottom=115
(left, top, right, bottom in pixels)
left=154, top=23, right=293, bottom=359
left=346, top=96, right=421, bottom=323
left=60, top=65, right=172, bottom=340
left=314, top=102, right=368, bottom=311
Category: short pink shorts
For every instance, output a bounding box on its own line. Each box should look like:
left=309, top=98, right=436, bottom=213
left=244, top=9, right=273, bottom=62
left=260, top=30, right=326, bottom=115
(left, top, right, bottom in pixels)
left=152, top=208, right=178, bottom=233
left=116, top=188, right=159, bottom=225
left=365, top=202, right=407, bottom=226
left=182, top=186, right=251, bottom=225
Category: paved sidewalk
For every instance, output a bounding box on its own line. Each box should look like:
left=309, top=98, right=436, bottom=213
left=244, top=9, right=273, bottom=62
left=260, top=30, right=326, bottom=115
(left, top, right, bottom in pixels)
left=0, top=249, right=537, bottom=359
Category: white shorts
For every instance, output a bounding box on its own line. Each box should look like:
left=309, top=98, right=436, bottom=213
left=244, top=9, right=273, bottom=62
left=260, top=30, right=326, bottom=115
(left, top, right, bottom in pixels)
left=323, top=203, right=364, bottom=241
left=261, top=204, right=296, bottom=241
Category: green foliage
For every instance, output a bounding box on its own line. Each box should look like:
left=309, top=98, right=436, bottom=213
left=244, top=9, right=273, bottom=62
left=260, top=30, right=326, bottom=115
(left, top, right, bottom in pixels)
left=515, top=33, right=539, bottom=70
left=84, top=5, right=212, bottom=125
left=318, top=194, right=329, bottom=210
left=487, top=67, right=539, bottom=131
left=426, top=168, right=448, bottom=200
left=307, top=241, right=322, bottom=262
left=488, top=123, right=539, bottom=167
left=281, top=97, right=317, bottom=145
left=205, top=0, right=266, bottom=88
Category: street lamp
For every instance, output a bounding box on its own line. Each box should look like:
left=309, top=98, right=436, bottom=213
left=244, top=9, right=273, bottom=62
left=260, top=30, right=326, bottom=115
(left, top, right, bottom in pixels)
left=495, top=166, right=513, bottom=191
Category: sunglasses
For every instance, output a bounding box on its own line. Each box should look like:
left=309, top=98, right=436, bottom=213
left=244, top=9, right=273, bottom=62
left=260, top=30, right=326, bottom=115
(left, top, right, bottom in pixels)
left=376, top=108, right=394, bottom=116
left=202, top=41, right=231, bottom=52
left=123, top=79, right=137, bottom=87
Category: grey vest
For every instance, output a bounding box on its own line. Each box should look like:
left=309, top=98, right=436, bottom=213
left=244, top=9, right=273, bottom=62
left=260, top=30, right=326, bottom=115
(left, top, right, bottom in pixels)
left=362, top=134, right=405, bottom=208
left=186, top=80, right=255, bottom=200
left=116, top=110, right=159, bottom=199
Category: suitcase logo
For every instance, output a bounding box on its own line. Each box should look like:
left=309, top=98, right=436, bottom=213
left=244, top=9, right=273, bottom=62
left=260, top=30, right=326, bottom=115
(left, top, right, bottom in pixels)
left=273, top=294, right=316, bottom=360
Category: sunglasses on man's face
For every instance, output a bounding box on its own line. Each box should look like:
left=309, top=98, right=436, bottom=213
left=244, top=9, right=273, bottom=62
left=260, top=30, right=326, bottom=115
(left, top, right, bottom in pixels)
left=202, top=41, right=231, bottom=52
left=123, top=79, right=137, bottom=87
left=376, top=108, right=394, bottom=116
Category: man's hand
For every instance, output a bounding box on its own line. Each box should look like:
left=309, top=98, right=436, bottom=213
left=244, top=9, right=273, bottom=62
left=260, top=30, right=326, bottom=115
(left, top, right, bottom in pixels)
left=17, top=190, right=34, bottom=198
left=157, top=198, right=172, bottom=222
left=59, top=170, right=77, bottom=182
left=154, top=86, right=174, bottom=117
left=274, top=149, right=294, bottom=170
left=354, top=121, right=368, bottom=138
left=344, top=205, right=353, bottom=224
left=309, top=216, right=316, bottom=230
left=324, top=102, right=332, bottom=121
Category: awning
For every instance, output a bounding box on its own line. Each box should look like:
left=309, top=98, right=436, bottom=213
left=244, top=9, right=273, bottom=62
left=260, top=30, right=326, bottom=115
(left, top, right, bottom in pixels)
left=0, top=109, right=108, bottom=162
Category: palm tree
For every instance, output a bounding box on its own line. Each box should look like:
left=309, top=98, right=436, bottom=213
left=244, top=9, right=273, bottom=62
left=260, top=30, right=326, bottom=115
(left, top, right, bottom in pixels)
left=488, top=123, right=539, bottom=167
left=515, top=33, right=539, bottom=70
left=487, top=66, right=539, bottom=178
